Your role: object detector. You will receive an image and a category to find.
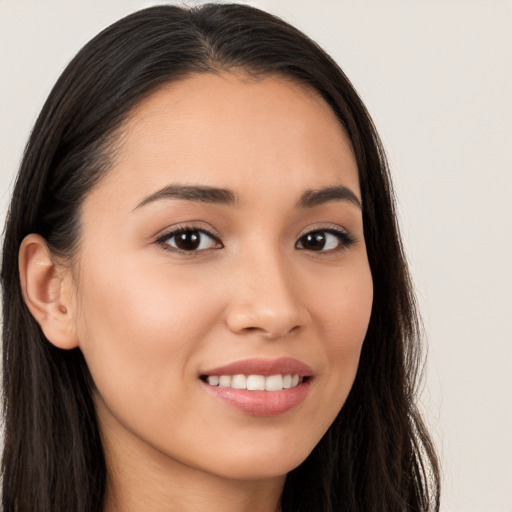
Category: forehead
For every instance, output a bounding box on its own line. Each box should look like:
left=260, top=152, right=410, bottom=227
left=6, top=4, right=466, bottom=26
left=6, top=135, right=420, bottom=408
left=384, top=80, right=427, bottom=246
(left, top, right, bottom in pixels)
left=92, top=72, right=360, bottom=209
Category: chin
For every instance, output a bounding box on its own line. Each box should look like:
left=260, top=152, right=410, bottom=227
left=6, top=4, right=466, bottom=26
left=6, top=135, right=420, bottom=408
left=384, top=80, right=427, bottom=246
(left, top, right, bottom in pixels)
left=197, top=436, right=317, bottom=481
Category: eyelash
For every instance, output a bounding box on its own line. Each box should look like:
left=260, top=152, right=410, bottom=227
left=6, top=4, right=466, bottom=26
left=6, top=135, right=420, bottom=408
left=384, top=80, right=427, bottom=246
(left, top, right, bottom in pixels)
left=155, top=225, right=356, bottom=255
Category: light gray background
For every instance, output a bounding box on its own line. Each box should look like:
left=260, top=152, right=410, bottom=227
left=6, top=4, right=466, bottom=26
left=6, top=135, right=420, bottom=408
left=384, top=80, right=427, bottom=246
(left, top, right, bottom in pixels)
left=1, top=1, right=511, bottom=510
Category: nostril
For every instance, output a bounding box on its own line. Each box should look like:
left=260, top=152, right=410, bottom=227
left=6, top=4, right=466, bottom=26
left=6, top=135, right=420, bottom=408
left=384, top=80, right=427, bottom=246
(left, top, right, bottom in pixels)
left=225, top=302, right=309, bottom=339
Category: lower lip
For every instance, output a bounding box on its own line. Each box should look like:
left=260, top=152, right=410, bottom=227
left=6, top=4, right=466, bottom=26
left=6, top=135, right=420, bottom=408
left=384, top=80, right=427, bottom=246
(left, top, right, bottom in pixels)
left=201, top=380, right=311, bottom=417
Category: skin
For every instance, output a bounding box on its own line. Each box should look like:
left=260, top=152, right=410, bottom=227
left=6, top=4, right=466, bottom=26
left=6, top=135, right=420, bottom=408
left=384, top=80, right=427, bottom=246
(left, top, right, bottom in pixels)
left=20, top=72, right=373, bottom=512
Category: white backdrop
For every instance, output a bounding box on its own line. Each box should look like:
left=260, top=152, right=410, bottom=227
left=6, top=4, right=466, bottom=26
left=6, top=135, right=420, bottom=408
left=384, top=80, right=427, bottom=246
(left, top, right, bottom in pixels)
left=1, top=1, right=511, bottom=510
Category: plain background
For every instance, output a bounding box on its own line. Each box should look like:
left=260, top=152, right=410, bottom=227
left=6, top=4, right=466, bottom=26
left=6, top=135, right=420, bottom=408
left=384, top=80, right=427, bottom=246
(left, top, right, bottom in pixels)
left=1, top=1, right=511, bottom=510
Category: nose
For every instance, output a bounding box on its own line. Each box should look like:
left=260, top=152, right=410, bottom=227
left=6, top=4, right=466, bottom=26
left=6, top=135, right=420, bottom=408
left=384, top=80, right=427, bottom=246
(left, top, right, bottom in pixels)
left=225, top=251, right=310, bottom=339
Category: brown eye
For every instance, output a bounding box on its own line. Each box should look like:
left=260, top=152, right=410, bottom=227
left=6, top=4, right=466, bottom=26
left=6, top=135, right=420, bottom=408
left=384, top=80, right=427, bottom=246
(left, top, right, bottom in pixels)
left=162, top=229, right=221, bottom=252
left=296, top=229, right=355, bottom=252
left=299, top=232, right=328, bottom=251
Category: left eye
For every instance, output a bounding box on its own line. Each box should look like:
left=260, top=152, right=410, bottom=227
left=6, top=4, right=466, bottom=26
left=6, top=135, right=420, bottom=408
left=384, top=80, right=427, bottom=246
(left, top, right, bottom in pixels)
left=160, top=229, right=221, bottom=252
left=296, top=229, right=353, bottom=252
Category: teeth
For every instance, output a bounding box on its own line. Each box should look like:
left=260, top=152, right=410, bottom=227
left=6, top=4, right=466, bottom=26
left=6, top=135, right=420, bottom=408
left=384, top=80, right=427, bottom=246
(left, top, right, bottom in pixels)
left=206, top=374, right=303, bottom=391
left=265, top=374, right=283, bottom=391
left=231, top=374, right=247, bottom=389
left=247, top=375, right=265, bottom=390
left=207, top=375, right=220, bottom=386
left=218, top=375, right=231, bottom=388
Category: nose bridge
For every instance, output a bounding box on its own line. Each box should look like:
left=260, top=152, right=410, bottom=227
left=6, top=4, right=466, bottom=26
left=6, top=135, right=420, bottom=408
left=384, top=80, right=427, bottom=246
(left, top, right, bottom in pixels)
left=226, top=243, right=308, bottom=338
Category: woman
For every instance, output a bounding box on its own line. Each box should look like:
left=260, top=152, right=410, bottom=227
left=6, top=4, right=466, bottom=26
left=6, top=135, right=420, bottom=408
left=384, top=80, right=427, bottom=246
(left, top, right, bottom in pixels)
left=1, top=4, right=440, bottom=512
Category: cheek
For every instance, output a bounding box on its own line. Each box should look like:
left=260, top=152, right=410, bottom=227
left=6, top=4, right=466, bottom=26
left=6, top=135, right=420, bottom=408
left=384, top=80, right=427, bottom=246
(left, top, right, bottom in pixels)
left=312, top=253, right=373, bottom=345
left=309, top=260, right=373, bottom=420
left=74, top=255, right=222, bottom=408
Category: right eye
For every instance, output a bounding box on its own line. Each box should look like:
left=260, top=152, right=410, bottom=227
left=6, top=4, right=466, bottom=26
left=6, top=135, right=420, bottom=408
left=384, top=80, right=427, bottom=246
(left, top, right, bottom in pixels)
left=157, top=228, right=223, bottom=253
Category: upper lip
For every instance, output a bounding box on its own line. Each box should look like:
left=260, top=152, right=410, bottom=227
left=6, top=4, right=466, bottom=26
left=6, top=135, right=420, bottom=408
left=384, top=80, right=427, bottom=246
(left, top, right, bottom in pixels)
left=201, top=357, right=313, bottom=377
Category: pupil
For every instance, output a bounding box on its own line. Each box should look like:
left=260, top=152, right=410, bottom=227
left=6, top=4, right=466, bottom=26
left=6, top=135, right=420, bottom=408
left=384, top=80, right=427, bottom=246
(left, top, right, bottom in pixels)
left=304, top=232, right=325, bottom=250
left=176, top=232, right=200, bottom=251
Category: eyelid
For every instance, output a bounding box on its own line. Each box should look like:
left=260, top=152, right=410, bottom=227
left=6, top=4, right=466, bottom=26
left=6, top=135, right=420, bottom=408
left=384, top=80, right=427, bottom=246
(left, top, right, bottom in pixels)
left=152, top=220, right=221, bottom=241
left=296, top=223, right=354, bottom=239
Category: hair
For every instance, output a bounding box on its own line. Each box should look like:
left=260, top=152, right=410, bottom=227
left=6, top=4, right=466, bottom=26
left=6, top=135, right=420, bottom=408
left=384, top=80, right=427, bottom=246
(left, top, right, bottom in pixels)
left=1, top=4, right=440, bottom=512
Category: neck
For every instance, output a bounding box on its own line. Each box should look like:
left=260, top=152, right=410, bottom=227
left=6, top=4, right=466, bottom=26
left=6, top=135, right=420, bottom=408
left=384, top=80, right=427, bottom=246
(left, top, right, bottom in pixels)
left=104, top=473, right=283, bottom=512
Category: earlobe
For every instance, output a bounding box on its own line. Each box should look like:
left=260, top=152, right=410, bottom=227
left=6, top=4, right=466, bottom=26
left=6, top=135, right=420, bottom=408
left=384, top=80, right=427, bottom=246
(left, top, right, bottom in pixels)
left=18, top=234, right=79, bottom=350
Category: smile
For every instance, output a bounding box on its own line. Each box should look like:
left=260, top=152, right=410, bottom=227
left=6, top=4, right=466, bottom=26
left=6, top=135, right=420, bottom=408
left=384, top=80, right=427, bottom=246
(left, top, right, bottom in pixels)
left=204, top=374, right=303, bottom=391
left=200, top=358, right=312, bottom=416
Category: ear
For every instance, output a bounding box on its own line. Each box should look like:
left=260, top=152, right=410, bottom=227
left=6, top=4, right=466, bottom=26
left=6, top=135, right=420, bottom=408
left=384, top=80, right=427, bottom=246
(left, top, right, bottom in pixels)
left=18, top=233, right=79, bottom=350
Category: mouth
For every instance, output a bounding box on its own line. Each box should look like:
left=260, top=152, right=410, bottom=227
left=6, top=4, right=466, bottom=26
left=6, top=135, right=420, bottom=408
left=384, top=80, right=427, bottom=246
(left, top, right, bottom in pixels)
left=199, top=357, right=313, bottom=416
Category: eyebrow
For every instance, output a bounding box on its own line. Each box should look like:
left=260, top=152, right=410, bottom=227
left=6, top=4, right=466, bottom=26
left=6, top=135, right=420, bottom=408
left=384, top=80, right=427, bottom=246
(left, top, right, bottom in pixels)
left=134, top=183, right=361, bottom=210
left=296, top=186, right=362, bottom=209
left=134, top=185, right=237, bottom=209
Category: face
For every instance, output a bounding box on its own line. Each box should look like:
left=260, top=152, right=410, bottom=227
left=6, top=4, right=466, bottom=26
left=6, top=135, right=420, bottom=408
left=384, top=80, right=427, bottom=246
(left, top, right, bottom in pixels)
left=71, top=72, right=373, bottom=482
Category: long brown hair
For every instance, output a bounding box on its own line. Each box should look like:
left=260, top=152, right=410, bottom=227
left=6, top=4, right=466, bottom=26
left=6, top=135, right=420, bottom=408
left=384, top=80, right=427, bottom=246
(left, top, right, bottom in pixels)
left=1, top=4, right=440, bottom=511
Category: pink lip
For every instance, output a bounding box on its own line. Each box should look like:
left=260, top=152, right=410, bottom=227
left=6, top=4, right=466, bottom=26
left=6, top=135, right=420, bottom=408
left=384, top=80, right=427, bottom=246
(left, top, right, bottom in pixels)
left=200, top=357, right=313, bottom=417
left=202, top=384, right=310, bottom=417
left=201, top=357, right=313, bottom=377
